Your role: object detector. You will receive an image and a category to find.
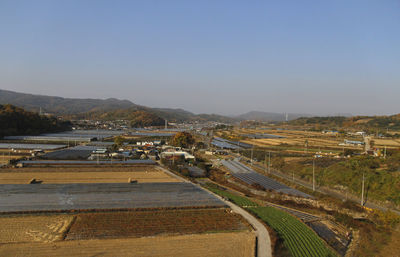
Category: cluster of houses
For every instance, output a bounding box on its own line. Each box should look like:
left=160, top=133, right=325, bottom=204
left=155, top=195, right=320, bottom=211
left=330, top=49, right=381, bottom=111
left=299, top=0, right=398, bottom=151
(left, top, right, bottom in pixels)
left=87, top=141, right=196, bottom=162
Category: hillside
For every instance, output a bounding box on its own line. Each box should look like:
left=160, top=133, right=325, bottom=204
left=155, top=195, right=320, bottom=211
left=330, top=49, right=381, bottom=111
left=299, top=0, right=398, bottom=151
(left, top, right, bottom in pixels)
left=0, top=104, right=71, bottom=138
left=290, top=115, right=400, bottom=131
left=0, top=89, right=235, bottom=123
left=0, top=89, right=136, bottom=115
left=78, top=108, right=165, bottom=127
left=236, top=111, right=310, bottom=122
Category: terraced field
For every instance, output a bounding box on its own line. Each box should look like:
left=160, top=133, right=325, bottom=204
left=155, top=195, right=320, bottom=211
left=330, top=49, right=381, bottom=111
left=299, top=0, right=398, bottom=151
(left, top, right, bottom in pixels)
left=248, top=207, right=336, bottom=257
left=203, top=182, right=338, bottom=257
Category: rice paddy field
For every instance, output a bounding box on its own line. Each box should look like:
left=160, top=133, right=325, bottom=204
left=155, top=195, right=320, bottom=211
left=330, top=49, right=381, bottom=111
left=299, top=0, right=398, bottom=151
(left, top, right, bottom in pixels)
left=234, top=128, right=400, bottom=150
left=0, top=232, right=255, bottom=257
left=0, top=215, right=74, bottom=243
left=0, top=209, right=255, bottom=257
left=0, top=166, right=179, bottom=184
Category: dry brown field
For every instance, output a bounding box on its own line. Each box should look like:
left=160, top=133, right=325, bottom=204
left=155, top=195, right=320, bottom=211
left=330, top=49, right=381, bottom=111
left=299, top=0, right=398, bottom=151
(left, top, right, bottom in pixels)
left=377, top=225, right=400, bottom=257
left=0, top=155, right=25, bottom=164
left=0, top=215, right=74, bottom=243
left=236, top=128, right=400, bottom=149
left=66, top=209, right=250, bottom=240
left=373, top=138, right=400, bottom=147
left=0, top=166, right=180, bottom=183
left=0, top=232, right=255, bottom=257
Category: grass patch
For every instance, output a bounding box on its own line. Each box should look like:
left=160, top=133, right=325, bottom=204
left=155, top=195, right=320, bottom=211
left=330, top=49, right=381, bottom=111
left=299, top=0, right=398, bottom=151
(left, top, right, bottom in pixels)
left=203, top=182, right=258, bottom=207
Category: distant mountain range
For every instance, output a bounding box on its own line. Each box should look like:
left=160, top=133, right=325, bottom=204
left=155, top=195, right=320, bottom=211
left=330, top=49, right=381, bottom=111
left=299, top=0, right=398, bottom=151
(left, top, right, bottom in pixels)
left=1, top=89, right=356, bottom=124
left=0, top=89, right=136, bottom=115
left=0, top=89, right=235, bottom=123
left=235, top=111, right=311, bottom=122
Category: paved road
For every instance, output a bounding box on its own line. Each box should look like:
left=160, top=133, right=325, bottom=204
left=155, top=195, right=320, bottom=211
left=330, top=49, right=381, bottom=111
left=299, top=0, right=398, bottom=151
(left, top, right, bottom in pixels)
left=223, top=198, right=272, bottom=257
left=159, top=165, right=272, bottom=257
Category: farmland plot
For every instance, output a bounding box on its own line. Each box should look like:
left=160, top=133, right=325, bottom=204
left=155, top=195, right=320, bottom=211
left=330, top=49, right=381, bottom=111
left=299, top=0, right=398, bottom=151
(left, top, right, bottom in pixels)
left=0, top=183, right=226, bottom=213
left=0, top=171, right=179, bottom=184
left=248, top=206, right=337, bottom=257
left=0, top=215, right=74, bottom=243
left=0, top=232, right=255, bottom=257
left=66, top=209, right=250, bottom=240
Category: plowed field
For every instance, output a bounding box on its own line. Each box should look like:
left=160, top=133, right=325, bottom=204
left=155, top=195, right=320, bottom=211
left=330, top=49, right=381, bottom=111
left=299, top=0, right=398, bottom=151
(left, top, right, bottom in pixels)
left=66, top=209, right=250, bottom=240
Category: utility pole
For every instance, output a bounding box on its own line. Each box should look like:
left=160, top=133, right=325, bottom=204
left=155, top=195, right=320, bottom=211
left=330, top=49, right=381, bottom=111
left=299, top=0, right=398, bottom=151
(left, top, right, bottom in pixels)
left=361, top=172, right=365, bottom=206
left=384, top=146, right=387, bottom=159
left=264, top=152, right=267, bottom=174
left=250, top=146, right=254, bottom=166
left=312, top=158, right=315, bottom=191
left=268, top=151, right=271, bottom=173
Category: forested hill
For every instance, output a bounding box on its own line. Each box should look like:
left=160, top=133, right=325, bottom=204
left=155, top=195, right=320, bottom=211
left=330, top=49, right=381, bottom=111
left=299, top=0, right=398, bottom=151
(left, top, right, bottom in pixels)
left=0, top=89, right=235, bottom=123
left=0, top=104, right=71, bottom=138
left=290, top=115, right=400, bottom=131
left=76, top=108, right=165, bottom=128
left=0, top=89, right=136, bottom=115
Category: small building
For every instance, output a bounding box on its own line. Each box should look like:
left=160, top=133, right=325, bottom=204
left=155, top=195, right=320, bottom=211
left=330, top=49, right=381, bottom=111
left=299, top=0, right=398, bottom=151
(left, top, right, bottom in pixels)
left=160, top=151, right=195, bottom=161
left=343, top=140, right=364, bottom=146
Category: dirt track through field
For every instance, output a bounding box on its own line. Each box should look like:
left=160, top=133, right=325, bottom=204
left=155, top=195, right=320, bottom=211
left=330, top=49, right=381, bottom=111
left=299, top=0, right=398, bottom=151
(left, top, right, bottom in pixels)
left=0, top=232, right=256, bottom=257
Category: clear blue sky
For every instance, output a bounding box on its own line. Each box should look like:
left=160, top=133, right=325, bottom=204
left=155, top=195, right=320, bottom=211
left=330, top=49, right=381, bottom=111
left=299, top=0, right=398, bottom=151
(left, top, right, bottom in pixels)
left=0, top=0, right=399, bottom=116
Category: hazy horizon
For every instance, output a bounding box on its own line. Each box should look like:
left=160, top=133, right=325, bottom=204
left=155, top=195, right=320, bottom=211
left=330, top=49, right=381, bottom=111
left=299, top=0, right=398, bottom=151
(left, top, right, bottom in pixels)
left=1, top=1, right=399, bottom=116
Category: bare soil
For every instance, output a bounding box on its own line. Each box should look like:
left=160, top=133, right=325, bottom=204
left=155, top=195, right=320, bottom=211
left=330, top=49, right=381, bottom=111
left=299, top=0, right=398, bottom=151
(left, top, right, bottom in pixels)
left=0, top=215, right=74, bottom=243
left=66, top=209, right=251, bottom=240
left=0, top=166, right=180, bottom=183
left=0, top=232, right=256, bottom=257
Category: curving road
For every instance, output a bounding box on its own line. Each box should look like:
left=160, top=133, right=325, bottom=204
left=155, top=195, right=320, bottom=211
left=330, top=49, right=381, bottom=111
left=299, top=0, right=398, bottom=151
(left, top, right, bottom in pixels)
left=221, top=197, right=272, bottom=257
left=159, top=165, right=272, bottom=257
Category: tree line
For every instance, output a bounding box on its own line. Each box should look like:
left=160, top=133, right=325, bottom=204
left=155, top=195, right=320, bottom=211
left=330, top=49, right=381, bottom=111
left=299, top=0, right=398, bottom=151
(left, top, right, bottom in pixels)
left=0, top=104, right=71, bottom=138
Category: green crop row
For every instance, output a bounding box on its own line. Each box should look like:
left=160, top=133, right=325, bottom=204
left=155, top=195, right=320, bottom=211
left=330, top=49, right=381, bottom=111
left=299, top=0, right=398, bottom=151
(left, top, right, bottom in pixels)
left=203, top=182, right=259, bottom=207
left=248, top=207, right=337, bottom=257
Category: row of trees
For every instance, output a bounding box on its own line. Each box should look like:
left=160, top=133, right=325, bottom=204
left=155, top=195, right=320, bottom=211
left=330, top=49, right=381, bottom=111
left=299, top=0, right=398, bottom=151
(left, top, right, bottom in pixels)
left=0, top=104, right=71, bottom=138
